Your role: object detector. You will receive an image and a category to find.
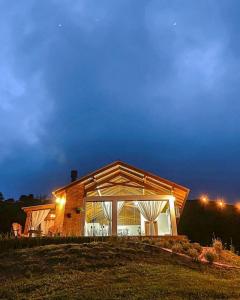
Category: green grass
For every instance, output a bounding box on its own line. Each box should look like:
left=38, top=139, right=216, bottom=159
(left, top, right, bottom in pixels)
left=1, top=240, right=240, bottom=299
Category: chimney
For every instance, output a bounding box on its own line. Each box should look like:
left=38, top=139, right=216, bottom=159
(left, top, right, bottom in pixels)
left=71, top=170, right=78, bottom=182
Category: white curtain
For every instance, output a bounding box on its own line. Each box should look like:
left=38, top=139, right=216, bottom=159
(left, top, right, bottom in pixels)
left=102, top=201, right=124, bottom=221
left=31, top=209, right=50, bottom=231
left=102, top=202, right=111, bottom=235
left=137, top=201, right=166, bottom=235
left=117, top=201, right=124, bottom=215
left=102, top=201, right=124, bottom=235
left=41, top=219, right=55, bottom=235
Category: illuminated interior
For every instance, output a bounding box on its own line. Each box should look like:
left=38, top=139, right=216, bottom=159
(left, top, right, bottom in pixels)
left=85, top=200, right=172, bottom=236
left=85, top=201, right=112, bottom=236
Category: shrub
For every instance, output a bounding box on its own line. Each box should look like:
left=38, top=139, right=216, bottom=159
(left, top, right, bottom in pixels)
left=142, top=238, right=151, bottom=244
left=149, top=239, right=156, bottom=245
left=24, top=270, right=32, bottom=279
left=167, top=239, right=176, bottom=247
left=171, top=243, right=183, bottom=254
left=188, top=248, right=200, bottom=262
left=181, top=242, right=192, bottom=254
left=157, top=240, right=170, bottom=249
left=213, top=239, right=223, bottom=256
left=180, top=237, right=190, bottom=244
left=192, top=242, right=202, bottom=254
left=204, top=250, right=216, bottom=264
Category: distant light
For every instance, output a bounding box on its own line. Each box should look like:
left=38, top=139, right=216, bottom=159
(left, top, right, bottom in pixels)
left=50, top=214, right=56, bottom=218
left=58, top=23, right=62, bottom=27
left=217, top=199, right=225, bottom=209
left=200, top=195, right=209, bottom=204
left=235, top=202, right=240, bottom=211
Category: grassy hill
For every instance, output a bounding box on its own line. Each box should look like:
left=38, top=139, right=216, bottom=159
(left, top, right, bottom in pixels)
left=1, top=240, right=240, bottom=300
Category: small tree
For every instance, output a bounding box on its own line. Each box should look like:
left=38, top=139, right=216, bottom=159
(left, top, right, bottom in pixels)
left=172, top=243, right=183, bottom=254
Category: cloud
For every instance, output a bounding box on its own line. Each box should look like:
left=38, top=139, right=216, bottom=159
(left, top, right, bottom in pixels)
left=1, top=0, right=240, bottom=200
left=0, top=3, right=56, bottom=165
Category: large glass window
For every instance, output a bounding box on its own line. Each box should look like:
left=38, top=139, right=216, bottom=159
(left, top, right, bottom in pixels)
left=117, top=201, right=141, bottom=236
left=85, top=200, right=172, bottom=237
left=85, top=201, right=112, bottom=236
left=117, top=200, right=172, bottom=236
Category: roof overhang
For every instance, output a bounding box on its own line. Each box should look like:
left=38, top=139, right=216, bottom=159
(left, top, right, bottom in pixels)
left=22, top=203, right=55, bottom=212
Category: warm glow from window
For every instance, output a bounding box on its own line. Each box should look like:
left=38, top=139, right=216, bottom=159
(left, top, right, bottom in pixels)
left=50, top=213, right=56, bottom=218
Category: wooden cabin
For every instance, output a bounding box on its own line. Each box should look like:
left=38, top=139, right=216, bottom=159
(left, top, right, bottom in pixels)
left=23, top=161, right=189, bottom=237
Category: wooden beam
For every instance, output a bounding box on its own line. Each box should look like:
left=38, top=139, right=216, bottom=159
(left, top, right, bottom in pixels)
left=95, top=183, right=145, bottom=190
left=22, top=203, right=55, bottom=212
left=118, top=172, right=171, bottom=194
left=85, top=170, right=122, bottom=191
left=85, top=170, right=145, bottom=193
left=84, top=195, right=172, bottom=202
left=169, top=198, right=178, bottom=236
left=112, top=200, right=117, bottom=236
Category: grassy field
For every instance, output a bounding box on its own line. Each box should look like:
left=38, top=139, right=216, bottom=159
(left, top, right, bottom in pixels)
left=1, top=240, right=240, bottom=300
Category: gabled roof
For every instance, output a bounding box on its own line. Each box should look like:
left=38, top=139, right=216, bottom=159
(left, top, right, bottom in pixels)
left=54, top=161, right=190, bottom=210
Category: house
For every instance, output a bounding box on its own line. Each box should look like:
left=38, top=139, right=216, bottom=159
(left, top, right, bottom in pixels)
left=23, top=161, right=189, bottom=237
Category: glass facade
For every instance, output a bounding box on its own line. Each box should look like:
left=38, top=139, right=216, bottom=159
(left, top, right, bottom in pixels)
left=85, top=200, right=172, bottom=236
left=117, top=200, right=172, bottom=236
left=85, top=201, right=112, bottom=236
left=117, top=202, right=141, bottom=236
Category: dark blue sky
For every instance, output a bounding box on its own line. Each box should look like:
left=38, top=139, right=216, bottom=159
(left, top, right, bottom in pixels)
left=1, top=0, right=240, bottom=202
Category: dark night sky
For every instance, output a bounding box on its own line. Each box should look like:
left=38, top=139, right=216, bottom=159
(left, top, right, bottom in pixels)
left=1, top=1, right=240, bottom=202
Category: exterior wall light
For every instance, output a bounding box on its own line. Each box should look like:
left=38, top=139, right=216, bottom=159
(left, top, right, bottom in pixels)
left=61, top=198, right=66, bottom=205
left=56, top=197, right=66, bottom=205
